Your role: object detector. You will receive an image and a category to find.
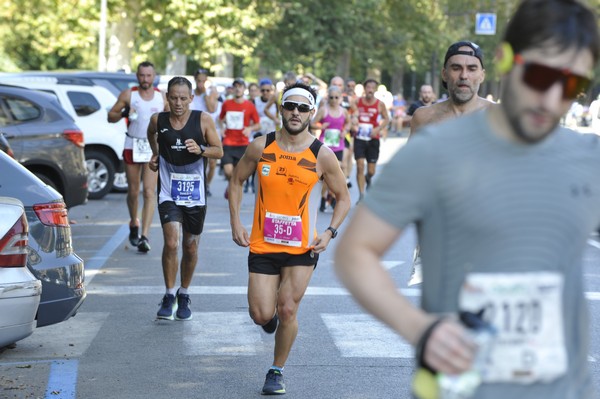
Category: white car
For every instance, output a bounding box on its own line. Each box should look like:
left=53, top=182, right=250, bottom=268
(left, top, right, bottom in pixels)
left=0, top=197, right=42, bottom=348
left=0, top=75, right=128, bottom=199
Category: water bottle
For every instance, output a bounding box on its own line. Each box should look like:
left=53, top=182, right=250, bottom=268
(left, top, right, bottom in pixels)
left=437, top=311, right=496, bottom=399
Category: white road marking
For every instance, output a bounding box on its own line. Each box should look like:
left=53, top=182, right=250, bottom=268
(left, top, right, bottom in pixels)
left=587, top=239, right=600, bottom=250
left=183, top=312, right=262, bottom=356
left=321, top=313, right=414, bottom=358
left=87, top=285, right=423, bottom=297
left=382, top=261, right=404, bottom=270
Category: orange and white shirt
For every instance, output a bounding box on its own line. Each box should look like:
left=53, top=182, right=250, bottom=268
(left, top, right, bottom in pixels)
left=250, top=133, right=323, bottom=254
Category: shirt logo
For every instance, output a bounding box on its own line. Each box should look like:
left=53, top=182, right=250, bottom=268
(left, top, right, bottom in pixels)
left=160, top=128, right=169, bottom=133
left=261, top=165, right=271, bottom=176
left=170, top=138, right=187, bottom=151
left=279, top=154, right=296, bottom=161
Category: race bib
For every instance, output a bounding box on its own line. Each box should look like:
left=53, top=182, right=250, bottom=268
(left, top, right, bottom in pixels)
left=323, top=128, right=341, bottom=147
left=459, top=272, right=567, bottom=384
left=132, top=137, right=152, bottom=163
left=356, top=123, right=373, bottom=141
left=263, top=212, right=302, bottom=247
left=170, top=173, right=202, bottom=206
left=260, top=117, right=276, bottom=135
left=225, top=111, right=244, bottom=130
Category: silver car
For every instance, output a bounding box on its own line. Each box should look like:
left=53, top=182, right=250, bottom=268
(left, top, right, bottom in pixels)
left=0, top=197, right=42, bottom=347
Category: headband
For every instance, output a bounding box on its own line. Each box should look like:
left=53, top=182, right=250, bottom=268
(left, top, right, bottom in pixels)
left=282, top=88, right=315, bottom=107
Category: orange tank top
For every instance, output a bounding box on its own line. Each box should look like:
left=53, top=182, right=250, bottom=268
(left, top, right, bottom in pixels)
left=250, top=133, right=323, bottom=254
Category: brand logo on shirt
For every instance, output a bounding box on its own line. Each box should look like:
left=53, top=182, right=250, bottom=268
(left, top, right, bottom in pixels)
left=160, top=128, right=169, bottom=133
left=170, top=138, right=187, bottom=151
left=261, top=165, right=271, bottom=176
left=279, top=154, right=296, bottom=161
left=276, top=167, right=287, bottom=176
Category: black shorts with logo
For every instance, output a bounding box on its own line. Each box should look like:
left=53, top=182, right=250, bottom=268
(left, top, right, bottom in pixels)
left=353, top=138, right=380, bottom=164
left=158, top=201, right=207, bottom=235
left=248, top=251, right=319, bottom=275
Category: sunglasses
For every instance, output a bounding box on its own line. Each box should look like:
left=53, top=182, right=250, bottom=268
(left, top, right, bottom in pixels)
left=514, top=54, right=591, bottom=100
left=281, top=101, right=313, bottom=113
left=261, top=89, right=272, bottom=92
left=329, top=96, right=340, bottom=100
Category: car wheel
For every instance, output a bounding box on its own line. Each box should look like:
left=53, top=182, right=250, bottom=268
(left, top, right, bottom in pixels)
left=85, top=149, right=115, bottom=200
left=33, top=172, right=59, bottom=192
left=112, top=171, right=128, bottom=193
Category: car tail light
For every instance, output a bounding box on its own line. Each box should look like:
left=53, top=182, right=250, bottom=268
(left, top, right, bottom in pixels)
left=33, top=202, right=70, bottom=227
left=63, top=129, right=85, bottom=148
left=0, top=213, right=28, bottom=267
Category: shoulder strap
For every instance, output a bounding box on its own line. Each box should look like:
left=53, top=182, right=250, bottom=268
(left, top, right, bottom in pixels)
left=309, top=137, right=323, bottom=159
left=265, top=131, right=276, bottom=147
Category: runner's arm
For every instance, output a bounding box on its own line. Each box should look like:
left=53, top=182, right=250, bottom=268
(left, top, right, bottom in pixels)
left=107, top=89, right=131, bottom=123
left=147, top=113, right=159, bottom=172
left=199, top=112, right=223, bottom=159
left=228, top=138, right=264, bottom=247
left=334, top=206, right=475, bottom=374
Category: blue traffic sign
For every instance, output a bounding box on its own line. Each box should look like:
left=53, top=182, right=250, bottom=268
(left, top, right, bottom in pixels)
left=475, top=13, right=497, bottom=35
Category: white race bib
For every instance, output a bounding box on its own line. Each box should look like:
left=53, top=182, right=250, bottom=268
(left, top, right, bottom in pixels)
left=356, top=123, right=373, bottom=141
left=225, top=111, right=244, bottom=130
left=132, top=137, right=152, bottom=163
left=323, top=128, right=341, bottom=147
left=459, top=272, right=567, bottom=384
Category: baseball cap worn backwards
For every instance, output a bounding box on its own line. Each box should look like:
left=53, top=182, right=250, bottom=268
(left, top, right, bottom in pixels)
left=233, top=77, right=246, bottom=86
left=444, top=41, right=484, bottom=68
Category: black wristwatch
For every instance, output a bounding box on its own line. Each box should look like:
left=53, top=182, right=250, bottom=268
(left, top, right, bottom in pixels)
left=199, top=145, right=206, bottom=155
left=326, top=226, right=338, bottom=239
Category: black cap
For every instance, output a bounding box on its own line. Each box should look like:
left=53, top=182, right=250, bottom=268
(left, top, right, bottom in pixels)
left=442, top=41, right=484, bottom=89
left=444, top=41, right=484, bottom=68
left=233, top=77, right=246, bottom=86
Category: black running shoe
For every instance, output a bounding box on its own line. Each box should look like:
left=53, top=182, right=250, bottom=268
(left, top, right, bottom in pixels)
left=175, top=290, right=192, bottom=320
left=319, top=197, right=326, bottom=213
left=137, top=235, right=150, bottom=253
left=261, top=314, right=278, bottom=334
left=157, top=294, right=177, bottom=320
left=261, top=369, right=286, bottom=395
left=129, top=225, right=140, bottom=246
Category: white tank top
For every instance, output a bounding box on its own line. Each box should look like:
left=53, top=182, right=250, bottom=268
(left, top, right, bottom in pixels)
left=125, top=89, right=165, bottom=149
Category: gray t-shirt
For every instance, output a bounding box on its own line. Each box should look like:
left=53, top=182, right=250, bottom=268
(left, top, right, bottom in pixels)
left=365, top=110, right=600, bottom=398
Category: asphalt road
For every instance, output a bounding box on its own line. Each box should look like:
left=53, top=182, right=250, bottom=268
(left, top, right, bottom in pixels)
left=1, top=134, right=600, bottom=399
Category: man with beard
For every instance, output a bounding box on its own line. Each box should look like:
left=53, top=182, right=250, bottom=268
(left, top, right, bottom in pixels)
left=407, top=41, right=495, bottom=286
left=335, top=0, right=600, bottom=397
left=147, top=77, right=223, bottom=320
left=108, top=61, right=168, bottom=253
left=228, top=82, right=350, bottom=395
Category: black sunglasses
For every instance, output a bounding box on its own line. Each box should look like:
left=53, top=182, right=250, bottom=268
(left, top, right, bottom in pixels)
left=261, top=89, right=272, bottom=92
left=514, top=54, right=591, bottom=100
left=329, top=96, right=340, bottom=100
left=281, top=101, right=313, bottom=113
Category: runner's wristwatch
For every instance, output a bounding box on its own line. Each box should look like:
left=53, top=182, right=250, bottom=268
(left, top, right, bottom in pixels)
left=199, top=145, right=206, bottom=155
left=326, top=226, right=338, bottom=239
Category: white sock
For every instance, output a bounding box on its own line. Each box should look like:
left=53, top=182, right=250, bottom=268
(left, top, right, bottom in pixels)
left=166, top=288, right=177, bottom=296
left=178, top=287, right=188, bottom=295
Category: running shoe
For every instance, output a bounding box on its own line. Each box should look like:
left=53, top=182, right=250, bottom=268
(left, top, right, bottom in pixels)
left=138, top=235, right=151, bottom=253
left=129, top=224, right=140, bottom=246
left=157, top=294, right=178, bottom=320
left=175, top=290, right=193, bottom=321
left=319, top=197, right=326, bottom=213
left=261, top=369, right=286, bottom=395
left=261, top=314, right=278, bottom=334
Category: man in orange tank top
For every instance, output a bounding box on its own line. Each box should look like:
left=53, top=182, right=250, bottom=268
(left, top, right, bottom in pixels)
left=228, top=82, right=351, bottom=395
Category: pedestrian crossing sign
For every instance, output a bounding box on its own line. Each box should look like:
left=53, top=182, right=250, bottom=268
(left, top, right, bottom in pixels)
left=475, top=13, right=496, bottom=35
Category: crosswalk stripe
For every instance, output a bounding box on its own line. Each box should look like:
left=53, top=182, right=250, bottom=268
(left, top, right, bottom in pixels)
left=183, top=312, right=262, bottom=356
left=321, top=314, right=414, bottom=358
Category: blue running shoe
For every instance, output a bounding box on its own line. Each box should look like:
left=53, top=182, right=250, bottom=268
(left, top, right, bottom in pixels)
left=157, top=294, right=177, bottom=320
left=261, top=369, right=286, bottom=395
left=175, top=290, right=192, bottom=320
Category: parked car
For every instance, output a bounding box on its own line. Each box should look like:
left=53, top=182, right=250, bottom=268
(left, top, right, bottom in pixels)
left=0, top=84, right=88, bottom=208
left=0, top=75, right=128, bottom=199
left=0, top=151, right=86, bottom=327
left=0, top=197, right=42, bottom=347
left=0, top=132, right=13, bottom=157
